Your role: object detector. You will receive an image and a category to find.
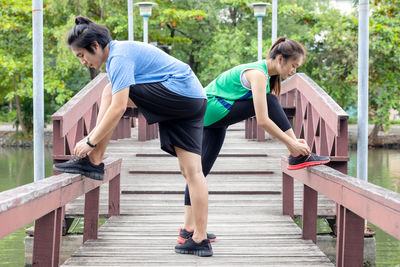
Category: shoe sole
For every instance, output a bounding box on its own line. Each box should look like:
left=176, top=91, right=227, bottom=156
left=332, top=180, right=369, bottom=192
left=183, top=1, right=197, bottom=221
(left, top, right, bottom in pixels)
left=177, top=236, right=216, bottom=244
left=175, top=248, right=213, bottom=257
left=287, top=160, right=330, bottom=170
left=53, top=166, right=104, bottom=180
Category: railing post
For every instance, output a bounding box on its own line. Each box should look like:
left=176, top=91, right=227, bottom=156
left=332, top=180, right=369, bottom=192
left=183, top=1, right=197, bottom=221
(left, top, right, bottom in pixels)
left=53, top=206, right=64, bottom=265
left=257, top=125, right=265, bottom=141
left=302, top=185, right=318, bottom=243
left=146, top=123, right=151, bottom=140
left=138, top=112, right=147, bottom=141
left=336, top=204, right=345, bottom=265
left=108, top=174, right=121, bottom=217
left=245, top=118, right=250, bottom=138
left=252, top=117, right=257, bottom=139
left=83, top=187, right=100, bottom=243
left=282, top=172, right=294, bottom=219
left=32, top=207, right=63, bottom=266
left=52, top=120, right=65, bottom=162
left=336, top=205, right=364, bottom=267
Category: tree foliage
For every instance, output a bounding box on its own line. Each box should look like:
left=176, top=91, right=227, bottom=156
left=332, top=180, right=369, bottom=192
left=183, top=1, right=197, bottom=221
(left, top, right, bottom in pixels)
left=0, top=0, right=399, bottom=144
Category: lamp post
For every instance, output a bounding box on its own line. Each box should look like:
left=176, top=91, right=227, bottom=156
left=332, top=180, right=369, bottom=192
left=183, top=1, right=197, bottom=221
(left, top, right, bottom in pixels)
left=127, top=0, right=134, bottom=41
left=134, top=2, right=158, bottom=43
left=248, top=2, right=271, bottom=60
left=357, top=0, right=369, bottom=183
left=271, top=0, right=277, bottom=44
left=33, top=0, right=44, bottom=181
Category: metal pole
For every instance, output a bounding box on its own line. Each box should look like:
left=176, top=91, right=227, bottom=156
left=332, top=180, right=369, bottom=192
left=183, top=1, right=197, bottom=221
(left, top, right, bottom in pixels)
left=357, top=0, right=369, bottom=182
left=32, top=0, right=44, bottom=181
left=257, top=16, right=263, bottom=60
left=128, top=0, right=134, bottom=41
left=143, top=16, right=149, bottom=43
left=271, top=0, right=277, bottom=44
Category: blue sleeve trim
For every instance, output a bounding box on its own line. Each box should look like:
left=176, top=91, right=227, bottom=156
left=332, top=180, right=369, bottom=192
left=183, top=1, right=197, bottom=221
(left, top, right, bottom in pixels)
left=239, top=91, right=253, bottom=100
left=215, top=97, right=232, bottom=110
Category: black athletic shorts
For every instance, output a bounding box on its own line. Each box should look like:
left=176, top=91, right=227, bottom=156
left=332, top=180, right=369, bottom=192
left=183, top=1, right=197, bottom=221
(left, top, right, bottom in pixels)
left=129, top=83, right=207, bottom=157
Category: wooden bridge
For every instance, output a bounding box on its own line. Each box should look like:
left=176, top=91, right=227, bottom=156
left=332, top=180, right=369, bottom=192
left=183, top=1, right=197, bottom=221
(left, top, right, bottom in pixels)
left=1, top=73, right=400, bottom=266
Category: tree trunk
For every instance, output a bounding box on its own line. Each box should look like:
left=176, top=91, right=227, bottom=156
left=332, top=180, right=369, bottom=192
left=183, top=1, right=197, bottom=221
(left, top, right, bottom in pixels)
left=14, top=94, right=28, bottom=137
left=368, top=122, right=381, bottom=146
left=100, top=0, right=106, bottom=19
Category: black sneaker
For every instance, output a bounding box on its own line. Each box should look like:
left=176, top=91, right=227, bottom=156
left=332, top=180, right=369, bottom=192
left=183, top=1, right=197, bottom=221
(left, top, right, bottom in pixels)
left=288, top=153, right=330, bottom=170
left=177, top=228, right=216, bottom=244
left=175, top=237, right=213, bottom=257
left=53, top=155, right=104, bottom=180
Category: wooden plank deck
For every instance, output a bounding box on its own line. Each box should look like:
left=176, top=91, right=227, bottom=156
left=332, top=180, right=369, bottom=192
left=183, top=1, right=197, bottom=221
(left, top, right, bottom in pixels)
left=61, top=122, right=334, bottom=266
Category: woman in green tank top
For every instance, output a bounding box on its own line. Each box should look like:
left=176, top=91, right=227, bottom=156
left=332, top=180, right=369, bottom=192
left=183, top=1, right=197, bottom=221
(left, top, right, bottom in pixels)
left=177, top=37, right=330, bottom=245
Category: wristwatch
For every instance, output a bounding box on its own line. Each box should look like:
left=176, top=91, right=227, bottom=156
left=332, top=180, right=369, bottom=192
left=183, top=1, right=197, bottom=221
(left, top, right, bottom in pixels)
left=86, top=137, right=96, bottom=148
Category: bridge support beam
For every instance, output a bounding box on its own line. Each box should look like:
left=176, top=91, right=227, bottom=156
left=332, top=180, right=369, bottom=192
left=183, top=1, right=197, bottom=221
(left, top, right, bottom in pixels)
left=282, top=173, right=294, bottom=219
left=302, top=185, right=317, bottom=243
left=83, top=187, right=100, bottom=243
left=32, top=206, right=64, bottom=266
left=336, top=205, right=364, bottom=267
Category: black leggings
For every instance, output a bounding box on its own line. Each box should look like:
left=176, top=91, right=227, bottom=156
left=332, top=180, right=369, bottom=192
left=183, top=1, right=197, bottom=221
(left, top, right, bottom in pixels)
left=184, top=93, right=292, bottom=205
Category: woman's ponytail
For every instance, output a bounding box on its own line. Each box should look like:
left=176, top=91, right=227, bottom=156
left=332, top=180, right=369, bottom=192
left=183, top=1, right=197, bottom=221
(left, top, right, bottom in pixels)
left=267, top=37, right=307, bottom=96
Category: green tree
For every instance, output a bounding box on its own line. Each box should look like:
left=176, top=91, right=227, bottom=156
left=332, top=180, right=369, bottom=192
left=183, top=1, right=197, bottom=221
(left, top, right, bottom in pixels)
left=368, top=0, right=400, bottom=143
left=0, top=0, right=33, bottom=135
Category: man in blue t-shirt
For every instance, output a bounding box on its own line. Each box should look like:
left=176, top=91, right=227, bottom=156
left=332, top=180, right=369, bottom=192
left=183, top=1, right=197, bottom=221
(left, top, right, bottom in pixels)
left=53, top=16, right=213, bottom=257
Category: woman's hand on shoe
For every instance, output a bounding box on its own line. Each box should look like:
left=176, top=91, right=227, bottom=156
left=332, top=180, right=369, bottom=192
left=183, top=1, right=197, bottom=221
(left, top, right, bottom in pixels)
left=287, top=139, right=311, bottom=156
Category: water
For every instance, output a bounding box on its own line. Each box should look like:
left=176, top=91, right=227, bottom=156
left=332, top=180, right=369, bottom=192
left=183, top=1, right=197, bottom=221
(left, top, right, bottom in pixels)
left=0, top=148, right=400, bottom=266
left=0, top=148, right=54, bottom=267
left=348, top=149, right=400, bottom=266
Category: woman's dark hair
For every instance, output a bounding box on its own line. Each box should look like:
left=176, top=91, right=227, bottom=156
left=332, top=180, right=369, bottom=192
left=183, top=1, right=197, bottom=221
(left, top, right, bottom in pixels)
left=267, top=37, right=307, bottom=96
left=68, top=16, right=111, bottom=54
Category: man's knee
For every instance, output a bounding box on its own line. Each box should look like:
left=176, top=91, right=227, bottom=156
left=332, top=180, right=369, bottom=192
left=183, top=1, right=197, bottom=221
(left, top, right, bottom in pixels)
left=180, top=164, right=203, bottom=182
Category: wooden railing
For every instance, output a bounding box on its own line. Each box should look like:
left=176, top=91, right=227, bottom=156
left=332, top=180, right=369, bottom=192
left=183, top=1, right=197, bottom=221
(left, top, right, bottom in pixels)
left=281, top=158, right=400, bottom=267
left=246, top=73, right=349, bottom=173
left=0, top=157, right=122, bottom=267
left=52, top=73, right=133, bottom=162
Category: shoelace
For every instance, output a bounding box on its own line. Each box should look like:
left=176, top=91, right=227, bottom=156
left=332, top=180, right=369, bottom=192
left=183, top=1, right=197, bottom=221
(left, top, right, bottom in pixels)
left=69, top=157, right=84, bottom=163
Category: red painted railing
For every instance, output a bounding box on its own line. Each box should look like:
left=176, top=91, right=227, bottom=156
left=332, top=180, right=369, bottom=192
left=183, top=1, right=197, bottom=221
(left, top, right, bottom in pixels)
left=246, top=73, right=349, bottom=173
left=52, top=73, right=130, bottom=162
left=281, top=158, right=400, bottom=267
left=0, top=157, right=122, bottom=267
left=52, top=73, right=158, bottom=162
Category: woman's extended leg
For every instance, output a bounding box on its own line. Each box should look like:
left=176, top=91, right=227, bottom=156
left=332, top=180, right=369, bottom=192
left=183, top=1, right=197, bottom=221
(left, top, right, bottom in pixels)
left=181, top=94, right=293, bottom=235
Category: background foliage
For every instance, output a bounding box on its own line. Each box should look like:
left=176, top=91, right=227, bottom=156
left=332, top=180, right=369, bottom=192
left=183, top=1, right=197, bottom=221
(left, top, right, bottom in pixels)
left=0, top=0, right=399, bottom=143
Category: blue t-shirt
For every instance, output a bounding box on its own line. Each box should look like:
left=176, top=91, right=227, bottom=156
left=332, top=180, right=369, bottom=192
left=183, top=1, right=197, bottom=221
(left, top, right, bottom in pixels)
left=106, top=40, right=205, bottom=99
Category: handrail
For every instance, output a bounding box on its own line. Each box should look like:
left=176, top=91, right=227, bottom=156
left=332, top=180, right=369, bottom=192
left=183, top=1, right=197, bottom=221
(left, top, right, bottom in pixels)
left=280, top=73, right=348, bottom=134
left=0, top=157, right=122, bottom=266
left=52, top=73, right=158, bottom=161
left=52, top=73, right=133, bottom=161
left=281, top=157, right=400, bottom=267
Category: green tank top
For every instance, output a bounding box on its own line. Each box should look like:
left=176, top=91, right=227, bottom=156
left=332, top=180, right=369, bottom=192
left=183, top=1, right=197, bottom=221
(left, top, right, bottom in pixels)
left=204, top=60, right=270, bottom=126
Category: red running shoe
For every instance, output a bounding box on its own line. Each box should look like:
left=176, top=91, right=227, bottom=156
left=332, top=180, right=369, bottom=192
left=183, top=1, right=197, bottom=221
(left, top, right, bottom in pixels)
left=287, top=153, right=330, bottom=170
